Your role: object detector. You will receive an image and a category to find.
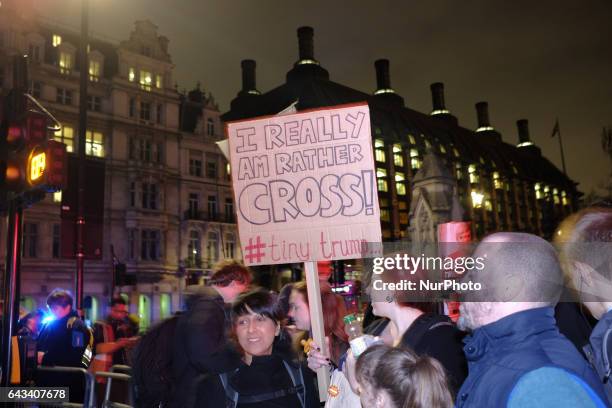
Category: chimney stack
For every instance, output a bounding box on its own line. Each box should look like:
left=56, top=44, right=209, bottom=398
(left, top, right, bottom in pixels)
left=297, top=26, right=315, bottom=62
left=516, top=119, right=532, bottom=145
left=475, top=102, right=493, bottom=131
left=241, top=59, right=258, bottom=93
left=430, top=82, right=448, bottom=113
left=375, top=59, right=392, bottom=91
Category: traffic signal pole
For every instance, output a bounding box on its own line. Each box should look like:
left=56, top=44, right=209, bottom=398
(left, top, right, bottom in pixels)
left=1, top=200, right=23, bottom=386
left=75, top=0, right=89, bottom=313
left=0, top=56, right=27, bottom=387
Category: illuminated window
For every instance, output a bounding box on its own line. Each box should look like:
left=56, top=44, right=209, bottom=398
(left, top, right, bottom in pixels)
left=393, top=144, right=403, bottom=167
left=453, top=147, right=460, bottom=157
left=89, top=60, right=100, bottom=81
left=410, top=149, right=421, bottom=170
left=485, top=199, right=493, bottom=212
left=468, top=164, right=479, bottom=184
left=408, top=134, right=416, bottom=144
left=129, top=67, right=136, bottom=82
left=374, top=139, right=385, bottom=162
left=59, top=51, right=72, bottom=74
left=226, top=163, right=231, bottom=178
left=561, top=191, right=569, bottom=206
left=424, top=139, right=431, bottom=149
left=53, top=191, right=62, bottom=203
left=156, top=74, right=162, bottom=89
left=493, top=172, right=502, bottom=189
left=534, top=183, right=543, bottom=199
left=188, top=230, right=201, bottom=264
left=380, top=208, right=390, bottom=222
left=377, top=168, right=388, bottom=192
left=52, top=34, right=62, bottom=47
left=86, top=130, right=104, bottom=157
left=471, top=191, right=484, bottom=208
left=439, top=144, right=447, bottom=154
left=140, top=70, right=152, bottom=91
left=455, top=163, right=463, bottom=180
left=54, top=125, right=74, bottom=152
left=395, top=172, right=406, bottom=195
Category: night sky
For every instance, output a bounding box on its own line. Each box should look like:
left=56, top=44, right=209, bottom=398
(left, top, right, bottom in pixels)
left=35, top=0, right=612, bottom=196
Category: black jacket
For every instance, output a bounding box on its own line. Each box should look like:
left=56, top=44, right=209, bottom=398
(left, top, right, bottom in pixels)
left=36, top=311, right=93, bottom=402
left=195, top=354, right=319, bottom=408
left=170, top=287, right=237, bottom=408
left=399, top=313, right=468, bottom=394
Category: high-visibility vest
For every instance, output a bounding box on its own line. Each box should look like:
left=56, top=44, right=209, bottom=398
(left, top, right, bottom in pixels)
left=90, top=321, right=114, bottom=383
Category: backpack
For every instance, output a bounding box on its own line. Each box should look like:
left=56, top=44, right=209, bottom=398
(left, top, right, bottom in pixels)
left=218, top=360, right=306, bottom=408
left=584, top=325, right=612, bottom=404
left=131, top=316, right=179, bottom=408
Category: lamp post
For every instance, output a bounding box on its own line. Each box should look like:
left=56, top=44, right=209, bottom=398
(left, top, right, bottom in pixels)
left=75, top=0, right=89, bottom=313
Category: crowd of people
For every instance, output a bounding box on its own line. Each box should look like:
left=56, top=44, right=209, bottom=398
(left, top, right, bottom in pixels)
left=8, top=205, right=612, bottom=407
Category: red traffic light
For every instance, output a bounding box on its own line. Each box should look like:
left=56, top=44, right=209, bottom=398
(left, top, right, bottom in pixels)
left=44, top=140, right=67, bottom=191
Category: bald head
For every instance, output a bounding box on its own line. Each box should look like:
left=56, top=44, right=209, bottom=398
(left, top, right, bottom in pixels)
left=458, top=232, right=563, bottom=331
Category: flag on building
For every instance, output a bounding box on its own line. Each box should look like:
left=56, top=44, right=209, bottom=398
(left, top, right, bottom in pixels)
left=551, top=119, right=560, bottom=138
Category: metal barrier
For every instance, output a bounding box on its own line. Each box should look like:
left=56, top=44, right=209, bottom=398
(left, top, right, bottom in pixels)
left=36, top=365, right=96, bottom=408
left=95, top=365, right=134, bottom=408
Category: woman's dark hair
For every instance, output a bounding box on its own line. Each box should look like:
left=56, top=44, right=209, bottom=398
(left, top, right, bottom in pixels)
left=356, top=344, right=453, bottom=408
left=231, top=288, right=295, bottom=361
left=275, top=283, right=294, bottom=322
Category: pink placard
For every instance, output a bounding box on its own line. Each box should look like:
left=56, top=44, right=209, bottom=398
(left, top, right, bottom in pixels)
left=226, top=102, right=382, bottom=265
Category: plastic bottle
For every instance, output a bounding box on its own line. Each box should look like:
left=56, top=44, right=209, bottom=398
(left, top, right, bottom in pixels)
left=344, top=314, right=376, bottom=357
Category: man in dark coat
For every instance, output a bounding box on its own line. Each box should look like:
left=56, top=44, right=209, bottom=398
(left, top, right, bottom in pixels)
left=456, top=233, right=608, bottom=408
left=170, top=260, right=252, bottom=408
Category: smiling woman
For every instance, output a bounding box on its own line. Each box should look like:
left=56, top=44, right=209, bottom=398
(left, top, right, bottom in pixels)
left=195, top=289, right=320, bottom=407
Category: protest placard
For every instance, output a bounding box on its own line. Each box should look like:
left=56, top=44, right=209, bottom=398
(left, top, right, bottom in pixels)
left=226, top=102, right=382, bottom=266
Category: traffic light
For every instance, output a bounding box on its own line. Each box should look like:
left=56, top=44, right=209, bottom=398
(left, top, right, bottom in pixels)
left=1, top=92, right=68, bottom=197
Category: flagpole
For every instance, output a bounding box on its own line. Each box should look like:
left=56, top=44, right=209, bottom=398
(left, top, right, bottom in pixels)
left=556, top=118, right=568, bottom=175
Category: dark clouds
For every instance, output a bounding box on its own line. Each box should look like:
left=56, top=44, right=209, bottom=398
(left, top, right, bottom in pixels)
left=36, top=0, right=612, bottom=194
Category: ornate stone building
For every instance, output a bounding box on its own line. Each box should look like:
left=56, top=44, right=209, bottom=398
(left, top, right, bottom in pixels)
left=0, top=2, right=238, bottom=329
left=222, top=26, right=578, bottom=245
